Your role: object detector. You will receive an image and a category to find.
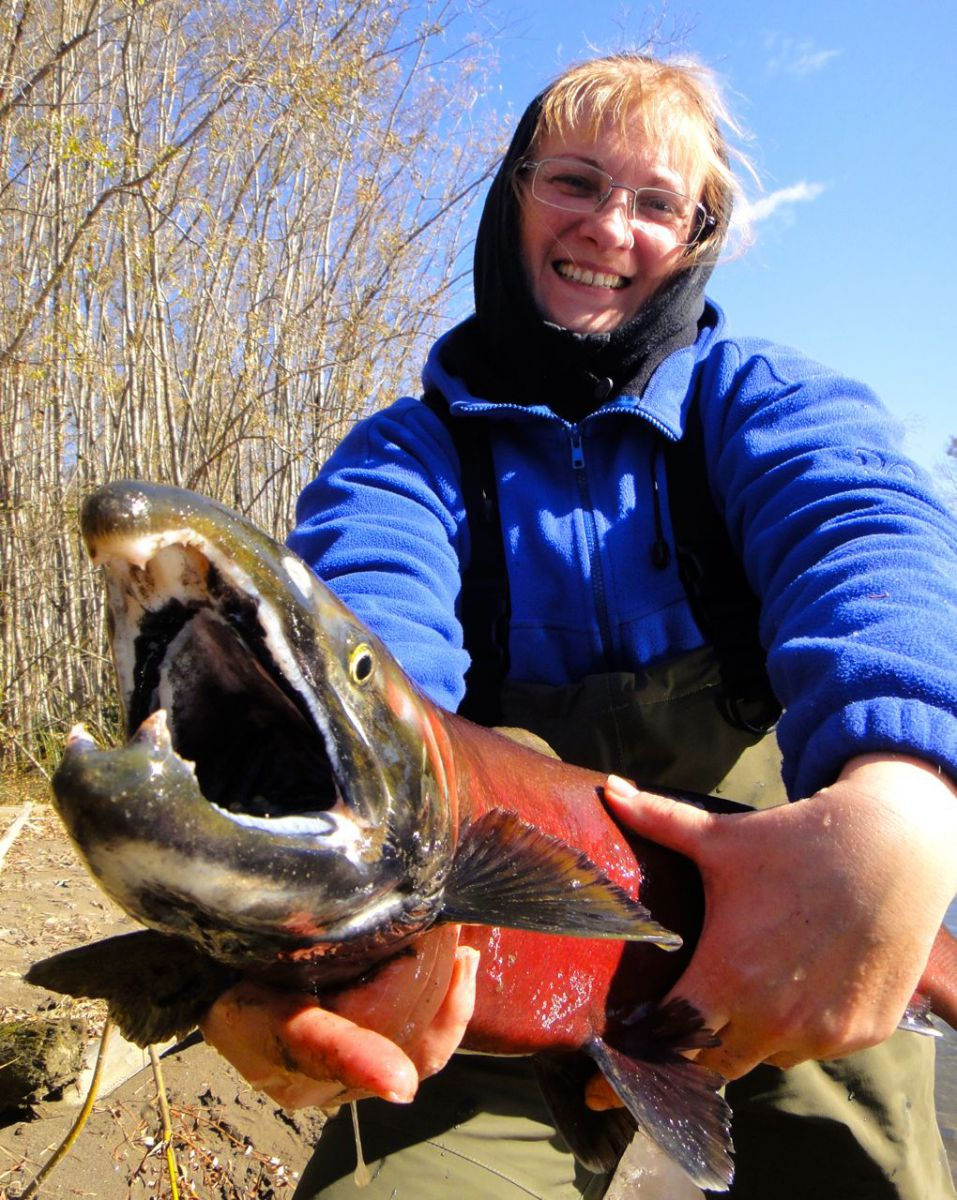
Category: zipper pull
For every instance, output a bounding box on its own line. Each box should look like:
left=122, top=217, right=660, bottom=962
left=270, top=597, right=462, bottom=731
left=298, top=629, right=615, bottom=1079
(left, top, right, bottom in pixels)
left=569, top=427, right=585, bottom=469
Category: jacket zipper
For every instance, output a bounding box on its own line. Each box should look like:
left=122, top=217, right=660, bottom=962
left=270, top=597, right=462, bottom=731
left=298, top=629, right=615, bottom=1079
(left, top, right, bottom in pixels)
left=569, top=426, right=615, bottom=665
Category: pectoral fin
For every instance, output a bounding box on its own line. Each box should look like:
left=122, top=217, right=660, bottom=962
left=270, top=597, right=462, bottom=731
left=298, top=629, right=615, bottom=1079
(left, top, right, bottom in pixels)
left=26, top=930, right=238, bottom=1047
left=441, top=808, right=682, bottom=946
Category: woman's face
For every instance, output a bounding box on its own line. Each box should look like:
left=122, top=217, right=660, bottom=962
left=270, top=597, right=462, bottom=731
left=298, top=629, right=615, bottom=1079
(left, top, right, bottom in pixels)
left=519, top=121, right=702, bottom=335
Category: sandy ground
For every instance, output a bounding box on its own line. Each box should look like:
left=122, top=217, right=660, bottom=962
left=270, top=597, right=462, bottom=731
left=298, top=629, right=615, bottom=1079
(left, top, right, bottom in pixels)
left=0, top=789, right=326, bottom=1199
left=1, top=782, right=954, bottom=1199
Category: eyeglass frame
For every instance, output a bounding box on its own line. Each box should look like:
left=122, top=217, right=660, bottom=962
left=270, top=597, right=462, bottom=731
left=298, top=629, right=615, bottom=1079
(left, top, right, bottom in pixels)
left=516, top=156, right=716, bottom=248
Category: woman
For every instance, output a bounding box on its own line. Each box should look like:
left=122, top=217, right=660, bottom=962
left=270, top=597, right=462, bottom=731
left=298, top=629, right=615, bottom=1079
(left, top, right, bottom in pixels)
left=203, top=53, right=957, bottom=1198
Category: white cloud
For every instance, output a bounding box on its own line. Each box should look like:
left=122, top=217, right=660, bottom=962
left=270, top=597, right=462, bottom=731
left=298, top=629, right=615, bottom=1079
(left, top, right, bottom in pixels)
left=764, top=34, right=842, bottom=77
left=790, top=47, right=842, bottom=75
left=740, top=181, right=827, bottom=224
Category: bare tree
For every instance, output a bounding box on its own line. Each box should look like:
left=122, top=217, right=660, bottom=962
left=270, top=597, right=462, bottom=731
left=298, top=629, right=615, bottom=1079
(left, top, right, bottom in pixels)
left=0, top=0, right=503, bottom=767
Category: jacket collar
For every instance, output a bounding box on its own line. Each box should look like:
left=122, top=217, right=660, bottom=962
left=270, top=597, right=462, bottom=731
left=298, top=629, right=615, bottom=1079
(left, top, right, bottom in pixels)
left=423, top=298, right=726, bottom=443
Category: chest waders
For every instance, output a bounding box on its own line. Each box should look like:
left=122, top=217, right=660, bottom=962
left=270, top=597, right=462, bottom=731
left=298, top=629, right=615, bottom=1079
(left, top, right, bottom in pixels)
left=292, top=401, right=953, bottom=1200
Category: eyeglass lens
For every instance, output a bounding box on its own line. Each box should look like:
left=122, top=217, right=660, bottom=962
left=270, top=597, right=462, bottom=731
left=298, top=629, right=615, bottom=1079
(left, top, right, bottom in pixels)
left=530, top=158, right=702, bottom=242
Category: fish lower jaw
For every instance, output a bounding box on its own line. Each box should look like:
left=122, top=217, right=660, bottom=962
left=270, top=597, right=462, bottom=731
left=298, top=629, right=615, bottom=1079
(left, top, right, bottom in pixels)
left=80, top=837, right=424, bottom=956
left=208, top=802, right=369, bottom=850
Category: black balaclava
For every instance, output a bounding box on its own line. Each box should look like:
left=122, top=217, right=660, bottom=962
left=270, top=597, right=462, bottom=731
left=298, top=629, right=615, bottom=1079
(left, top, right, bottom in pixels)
left=442, top=90, right=721, bottom=422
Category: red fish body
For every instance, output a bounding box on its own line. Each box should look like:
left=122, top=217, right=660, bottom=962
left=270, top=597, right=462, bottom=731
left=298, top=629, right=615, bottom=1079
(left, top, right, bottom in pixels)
left=435, top=714, right=702, bottom=1055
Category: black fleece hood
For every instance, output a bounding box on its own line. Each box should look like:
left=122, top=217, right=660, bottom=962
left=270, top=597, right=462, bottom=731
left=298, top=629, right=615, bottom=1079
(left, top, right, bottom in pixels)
left=443, top=91, right=719, bottom=421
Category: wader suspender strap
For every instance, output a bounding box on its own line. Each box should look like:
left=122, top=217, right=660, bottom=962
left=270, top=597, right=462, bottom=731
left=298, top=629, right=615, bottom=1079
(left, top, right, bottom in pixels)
left=421, top=389, right=780, bottom=733
left=663, top=396, right=782, bottom=734
left=422, top=390, right=510, bottom=725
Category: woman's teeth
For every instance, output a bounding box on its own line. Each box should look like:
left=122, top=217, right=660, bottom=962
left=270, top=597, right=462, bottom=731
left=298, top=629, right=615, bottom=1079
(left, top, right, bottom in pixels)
left=556, top=262, right=627, bottom=290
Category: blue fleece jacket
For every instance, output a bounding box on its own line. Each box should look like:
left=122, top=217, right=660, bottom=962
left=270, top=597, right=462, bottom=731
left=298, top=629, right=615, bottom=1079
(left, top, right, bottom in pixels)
left=288, top=300, right=957, bottom=801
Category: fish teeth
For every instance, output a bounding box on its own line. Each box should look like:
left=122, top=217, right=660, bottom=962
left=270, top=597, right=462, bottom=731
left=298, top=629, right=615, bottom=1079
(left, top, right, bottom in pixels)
left=66, top=723, right=96, bottom=747
left=132, top=709, right=174, bottom=753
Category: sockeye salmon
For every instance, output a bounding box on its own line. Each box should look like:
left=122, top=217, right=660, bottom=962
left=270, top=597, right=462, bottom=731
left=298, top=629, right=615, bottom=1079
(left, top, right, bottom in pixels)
left=27, top=481, right=957, bottom=1192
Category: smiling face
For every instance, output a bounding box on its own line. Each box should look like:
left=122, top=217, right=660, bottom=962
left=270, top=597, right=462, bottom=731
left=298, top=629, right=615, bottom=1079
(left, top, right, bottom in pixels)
left=518, top=121, right=703, bottom=335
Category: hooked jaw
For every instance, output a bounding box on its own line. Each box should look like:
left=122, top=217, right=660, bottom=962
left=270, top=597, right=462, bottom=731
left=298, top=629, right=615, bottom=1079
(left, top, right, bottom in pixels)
left=81, top=483, right=393, bottom=828
left=53, top=483, right=436, bottom=957
left=53, top=714, right=403, bottom=966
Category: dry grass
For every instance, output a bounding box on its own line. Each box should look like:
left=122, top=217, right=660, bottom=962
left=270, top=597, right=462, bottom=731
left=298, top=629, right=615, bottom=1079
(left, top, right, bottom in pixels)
left=0, top=773, right=50, bottom=810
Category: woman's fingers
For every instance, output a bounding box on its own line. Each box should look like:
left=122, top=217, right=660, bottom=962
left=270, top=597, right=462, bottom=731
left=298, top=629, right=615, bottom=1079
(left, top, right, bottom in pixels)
left=603, top=759, right=957, bottom=1080
left=408, top=945, right=480, bottom=1079
left=201, top=981, right=421, bottom=1109
left=200, top=925, right=478, bottom=1110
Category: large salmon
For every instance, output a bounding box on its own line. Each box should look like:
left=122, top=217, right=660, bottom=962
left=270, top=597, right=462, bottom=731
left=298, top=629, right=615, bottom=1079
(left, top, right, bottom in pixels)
left=27, top=482, right=957, bottom=1191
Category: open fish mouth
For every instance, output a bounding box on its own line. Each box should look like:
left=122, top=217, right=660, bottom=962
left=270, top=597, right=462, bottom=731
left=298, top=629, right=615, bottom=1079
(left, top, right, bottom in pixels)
left=116, top=539, right=345, bottom=831
left=81, top=482, right=400, bottom=839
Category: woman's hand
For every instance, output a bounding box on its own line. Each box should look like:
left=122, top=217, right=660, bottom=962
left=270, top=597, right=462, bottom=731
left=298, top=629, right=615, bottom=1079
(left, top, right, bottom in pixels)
left=596, top=755, right=957, bottom=1086
left=200, top=924, right=479, bottom=1110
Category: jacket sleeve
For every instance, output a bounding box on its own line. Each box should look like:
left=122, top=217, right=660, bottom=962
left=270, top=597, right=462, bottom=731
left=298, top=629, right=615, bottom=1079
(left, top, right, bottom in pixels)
left=287, top=397, right=470, bottom=710
left=699, top=340, right=957, bottom=800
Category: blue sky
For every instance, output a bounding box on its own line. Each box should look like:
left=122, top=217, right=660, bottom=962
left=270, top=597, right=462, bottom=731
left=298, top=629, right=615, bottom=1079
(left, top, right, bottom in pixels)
left=458, top=0, right=956, bottom=477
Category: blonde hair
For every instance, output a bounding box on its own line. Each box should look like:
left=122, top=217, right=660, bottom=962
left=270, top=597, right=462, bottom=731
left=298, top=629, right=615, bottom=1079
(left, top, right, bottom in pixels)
left=530, top=54, right=752, bottom=260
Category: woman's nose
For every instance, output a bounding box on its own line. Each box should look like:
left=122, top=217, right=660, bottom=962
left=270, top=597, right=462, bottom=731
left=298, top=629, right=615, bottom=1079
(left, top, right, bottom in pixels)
left=581, top=192, right=635, bottom=247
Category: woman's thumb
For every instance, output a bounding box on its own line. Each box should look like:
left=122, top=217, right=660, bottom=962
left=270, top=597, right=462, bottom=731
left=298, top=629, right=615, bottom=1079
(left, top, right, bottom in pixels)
left=603, top=774, right=713, bottom=858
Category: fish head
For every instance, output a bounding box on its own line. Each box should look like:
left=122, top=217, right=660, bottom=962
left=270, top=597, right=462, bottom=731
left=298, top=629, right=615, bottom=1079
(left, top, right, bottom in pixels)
left=53, top=481, right=456, bottom=969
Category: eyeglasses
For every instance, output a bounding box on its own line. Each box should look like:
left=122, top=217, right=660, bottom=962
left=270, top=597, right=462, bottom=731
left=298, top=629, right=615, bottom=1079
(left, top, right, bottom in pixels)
left=518, top=156, right=715, bottom=247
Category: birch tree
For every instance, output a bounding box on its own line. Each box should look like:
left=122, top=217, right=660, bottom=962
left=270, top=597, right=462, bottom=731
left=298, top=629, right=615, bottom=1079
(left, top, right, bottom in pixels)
left=0, top=0, right=502, bottom=766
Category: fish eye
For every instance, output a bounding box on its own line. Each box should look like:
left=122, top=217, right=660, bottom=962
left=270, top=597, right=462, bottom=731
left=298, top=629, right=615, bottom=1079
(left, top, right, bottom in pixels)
left=349, top=644, right=375, bottom=685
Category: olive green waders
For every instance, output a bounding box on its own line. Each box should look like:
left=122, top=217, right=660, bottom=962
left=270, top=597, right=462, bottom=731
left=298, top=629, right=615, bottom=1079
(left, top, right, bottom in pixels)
left=293, top=652, right=955, bottom=1199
